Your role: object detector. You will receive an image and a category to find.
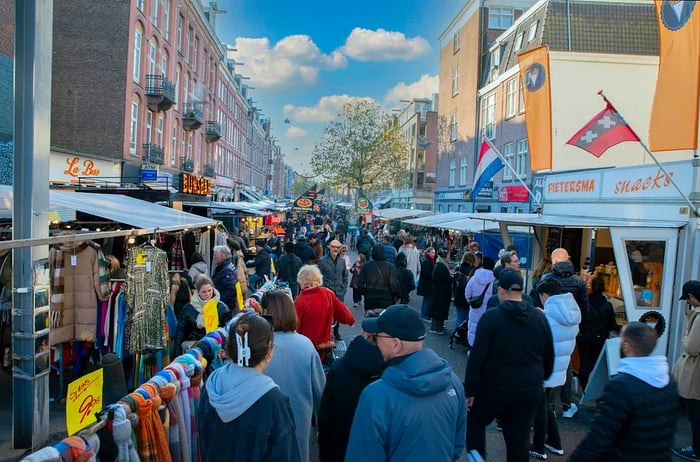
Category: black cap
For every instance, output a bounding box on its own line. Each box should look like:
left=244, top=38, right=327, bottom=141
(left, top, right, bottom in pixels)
left=361, top=304, right=426, bottom=341
left=255, top=238, right=266, bottom=247
left=498, top=268, right=523, bottom=291
left=679, top=280, right=700, bottom=301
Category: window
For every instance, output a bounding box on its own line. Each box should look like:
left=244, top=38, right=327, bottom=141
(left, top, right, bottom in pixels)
left=157, top=115, right=164, bottom=147
left=186, top=27, right=192, bottom=61
left=528, top=21, right=539, bottom=42
left=452, top=67, right=459, bottom=96
left=149, top=42, right=157, bottom=75
left=174, top=66, right=180, bottom=104
left=514, top=32, right=524, bottom=52
left=130, top=101, right=139, bottom=154
left=506, top=78, right=517, bottom=118
left=193, top=37, right=199, bottom=73
left=453, top=32, right=460, bottom=53
left=459, top=157, right=468, bottom=185
left=136, top=0, right=144, bottom=11
left=519, top=81, right=525, bottom=113
left=450, top=114, right=458, bottom=141
left=177, top=15, right=183, bottom=53
left=145, top=110, right=153, bottom=144
left=449, top=159, right=456, bottom=186
left=482, top=93, right=496, bottom=140
left=171, top=121, right=178, bottom=166
left=503, top=143, right=514, bottom=180
left=491, top=47, right=500, bottom=69
left=133, top=29, right=142, bottom=83
left=183, top=74, right=189, bottom=107
left=163, top=0, right=170, bottom=39
left=516, top=139, right=528, bottom=177
left=151, top=0, right=159, bottom=28
left=161, top=52, right=168, bottom=78
left=488, top=7, right=514, bottom=29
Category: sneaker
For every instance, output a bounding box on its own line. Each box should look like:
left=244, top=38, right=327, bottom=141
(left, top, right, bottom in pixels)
left=562, top=403, right=578, bottom=419
left=544, top=443, right=564, bottom=456
left=423, top=317, right=432, bottom=323
left=673, top=447, right=700, bottom=461
left=430, top=328, right=445, bottom=335
left=529, top=446, right=547, bottom=460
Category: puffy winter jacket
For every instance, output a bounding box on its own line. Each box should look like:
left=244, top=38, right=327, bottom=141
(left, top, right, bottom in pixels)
left=538, top=261, right=589, bottom=312
left=465, top=268, right=495, bottom=347
left=542, top=292, right=580, bottom=387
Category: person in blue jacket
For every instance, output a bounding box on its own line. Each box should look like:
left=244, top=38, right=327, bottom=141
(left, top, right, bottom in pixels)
left=344, top=304, right=467, bottom=462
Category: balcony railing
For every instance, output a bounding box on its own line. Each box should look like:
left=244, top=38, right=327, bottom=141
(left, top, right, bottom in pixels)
left=182, top=103, right=203, bottom=131
left=145, top=74, right=175, bottom=112
left=205, top=121, right=222, bottom=143
left=141, top=143, right=164, bottom=165
left=180, top=156, right=194, bottom=173
left=203, top=163, right=215, bottom=178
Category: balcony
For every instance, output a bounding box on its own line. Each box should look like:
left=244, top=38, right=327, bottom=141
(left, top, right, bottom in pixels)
left=203, top=163, right=215, bottom=178
left=145, top=74, right=175, bottom=112
left=141, top=143, right=164, bottom=165
left=182, top=103, right=203, bottom=131
left=180, top=156, right=194, bottom=173
left=205, top=121, right=222, bottom=143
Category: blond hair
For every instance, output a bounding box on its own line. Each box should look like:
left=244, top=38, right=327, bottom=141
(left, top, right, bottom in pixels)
left=297, top=265, right=323, bottom=289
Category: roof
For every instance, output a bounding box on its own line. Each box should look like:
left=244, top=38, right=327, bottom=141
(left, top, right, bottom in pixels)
left=182, top=201, right=272, bottom=216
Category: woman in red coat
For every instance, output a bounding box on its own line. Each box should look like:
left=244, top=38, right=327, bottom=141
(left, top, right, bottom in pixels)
left=295, top=265, right=355, bottom=352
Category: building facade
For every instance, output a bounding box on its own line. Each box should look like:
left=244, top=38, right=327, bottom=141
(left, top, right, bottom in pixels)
left=393, top=96, right=439, bottom=211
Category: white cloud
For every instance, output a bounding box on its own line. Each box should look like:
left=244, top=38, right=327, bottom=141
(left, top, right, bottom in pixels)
left=284, top=95, right=377, bottom=124
left=230, top=35, right=347, bottom=92
left=384, top=74, right=439, bottom=107
left=285, top=126, right=308, bottom=138
left=342, top=28, right=431, bottom=62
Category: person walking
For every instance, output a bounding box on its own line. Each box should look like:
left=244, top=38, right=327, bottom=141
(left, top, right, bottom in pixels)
left=529, top=278, right=580, bottom=460
left=417, top=247, right=436, bottom=322
left=277, top=242, right=303, bottom=299
left=319, top=240, right=349, bottom=341
left=569, top=322, right=680, bottom=461
left=673, top=280, right=700, bottom=461
left=429, top=249, right=453, bottom=335
left=356, top=244, right=400, bottom=312
left=198, top=312, right=300, bottom=462
left=211, top=245, right=238, bottom=312
left=465, top=256, right=495, bottom=348
left=262, top=291, right=325, bottom=462
left=345, top=304, right=467, bottom=461
left=247, top=239, right=271, bottom=294
left=349, top=254, right=366, bottom=308
left=395, top=252, right=416, bottom=304
left=465, top=269, right=554, bottom=462
left=398, top=236, right=421, bottom=282
left=382, top=235, right=397, bottom=265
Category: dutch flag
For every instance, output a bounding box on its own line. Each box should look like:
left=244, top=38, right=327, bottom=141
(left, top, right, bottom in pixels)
left=472, top=139, right=505, bottom=197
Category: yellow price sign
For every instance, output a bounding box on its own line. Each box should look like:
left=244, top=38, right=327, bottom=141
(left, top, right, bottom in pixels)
left=66, top=368, right=103, bottom=435
left=203, top=299, right=219, bottom=333
left=135, top=252, right=147, bottom=265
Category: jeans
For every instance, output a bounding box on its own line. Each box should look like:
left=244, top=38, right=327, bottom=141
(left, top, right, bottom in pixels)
left=248, top=273, right=264, bottom=294
left=467, top=390, right=541, bottom=462
left=532, top=388, right=561, bottom=451
left=559, top=365, right=574, bottom=407
left=421, top=296, right=432, bottom=319
left=455, top=306, right=468, bottom=328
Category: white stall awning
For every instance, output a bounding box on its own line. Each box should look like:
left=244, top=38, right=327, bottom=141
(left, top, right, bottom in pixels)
left=374, top=208, right=432, bottom=220
left=183, top=201, right=272, bottom=216
left=404, top=212, right=472, bottom=227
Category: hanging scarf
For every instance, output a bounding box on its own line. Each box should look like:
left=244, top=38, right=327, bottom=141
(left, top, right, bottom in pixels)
left=133, top=390, right=172, bottom=462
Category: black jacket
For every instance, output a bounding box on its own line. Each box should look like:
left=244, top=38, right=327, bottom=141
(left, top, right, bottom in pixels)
left=276, top=252, right=302, bottom=287
left=537, top=262, right=589, bottom=311
left=579, top=293, right=621, bottom=339
left=198, top=387, right=300, bottom=462
left=357, top=245, right=400, bottom=310
left=568, top=373, right=679, bottom=461
left=211, top=260, right=237, bottom=311
left=293, top=241, right=316, bottom=265
left=416, top=255, right=435, bottom=296
left=173, top=300, right=230, bottom=355
left=247, top=246, right=271, bottom=277
left=465, top=300, right=554, bottom=397
left=395, top=253, right=416, bottom=304
left=430, top=259, right=453, bottom=320
left=318, top=336, right=384, bottom=462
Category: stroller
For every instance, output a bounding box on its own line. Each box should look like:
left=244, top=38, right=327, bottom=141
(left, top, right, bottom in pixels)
left=448, top=320, right=470, bottom=350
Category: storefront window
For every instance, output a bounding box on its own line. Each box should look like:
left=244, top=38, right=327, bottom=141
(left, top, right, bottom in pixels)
left=624, top=240, right=665, bottom=308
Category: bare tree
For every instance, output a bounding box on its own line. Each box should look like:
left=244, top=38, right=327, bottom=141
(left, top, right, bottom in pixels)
left=311, top=99, right=408, bottom=192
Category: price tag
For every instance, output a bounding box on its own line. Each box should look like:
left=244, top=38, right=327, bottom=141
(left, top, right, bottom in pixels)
left=145, top=261, right=152, bottom=273
left=135, top=253, right=146, bottom=265
left=66, top=368, right=103, bottom=435
left=203, top=299, right=219, bottom=333
left=70, top=255, right=77, bottom=267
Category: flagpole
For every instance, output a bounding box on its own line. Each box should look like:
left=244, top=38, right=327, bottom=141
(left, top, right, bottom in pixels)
left=483, top=137, right=543, bottom=209
left=598, top=90, right=699, bottom=218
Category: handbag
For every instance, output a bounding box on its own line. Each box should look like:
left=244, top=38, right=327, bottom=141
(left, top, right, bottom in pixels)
left=468, top=282, right=491, bottom=308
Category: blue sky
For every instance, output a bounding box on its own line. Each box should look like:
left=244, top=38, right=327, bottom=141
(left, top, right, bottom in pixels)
left=214, top=0, right=463, bottom=172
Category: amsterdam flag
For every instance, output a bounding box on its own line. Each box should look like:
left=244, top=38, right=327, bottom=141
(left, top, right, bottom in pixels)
left=649, top=0, right=700, bottom=151
left=567, top=104, right=640, bottom=158
left=518, top=45, right=552, bottom=171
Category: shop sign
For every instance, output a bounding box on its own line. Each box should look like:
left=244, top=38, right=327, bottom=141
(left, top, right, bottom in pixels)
left=436, top=191, right=466, bottom=201
left=600, top=162, right=694, bottom=200
left=50, top=153, right=120, bottom=184
left=544, top=171, right=601, bottom=201
left=141, top=163, right=158, bottom=182
left=477, top=182, right=493, bottom=198
left=497, top=185, right=529, bottom=202
left=66, top=368, right=103, bottom=435
left=180, top=173, right=212, bottom=196
left=216, top=175, right=234, bottom=188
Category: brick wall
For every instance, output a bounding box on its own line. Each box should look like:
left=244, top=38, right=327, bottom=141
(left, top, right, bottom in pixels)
left=0, top=1, right=13, bottom=58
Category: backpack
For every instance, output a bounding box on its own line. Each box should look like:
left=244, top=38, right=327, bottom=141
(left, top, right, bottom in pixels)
left=357, top=235, right=372, bottom=254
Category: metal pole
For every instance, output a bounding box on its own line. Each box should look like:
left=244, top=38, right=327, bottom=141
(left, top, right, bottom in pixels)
left=484, top=137, right=543, bottom=208
left=13, top=0, right=52, bottom=449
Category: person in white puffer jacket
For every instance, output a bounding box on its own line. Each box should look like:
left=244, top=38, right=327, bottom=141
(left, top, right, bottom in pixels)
left=529, top=278, right=581, bottom=460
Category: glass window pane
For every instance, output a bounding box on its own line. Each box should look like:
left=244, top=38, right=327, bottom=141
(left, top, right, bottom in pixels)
left=623, top=240, right=665, bottom=308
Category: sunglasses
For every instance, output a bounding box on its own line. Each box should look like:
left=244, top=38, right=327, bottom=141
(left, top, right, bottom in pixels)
left=371, top=333, right=394, bottom=343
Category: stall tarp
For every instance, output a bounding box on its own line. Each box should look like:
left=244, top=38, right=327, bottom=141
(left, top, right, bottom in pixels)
left=374, top=208, right=432, bottom=221
left=51, top=191, right=216, bottom=230
left=184, top=201, right=272, bottom=216
left=0, top=186, right=75, bottom=222
left=403, top=212, right=472, bottom=227
left=465, top=212, right=687, bottom=229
